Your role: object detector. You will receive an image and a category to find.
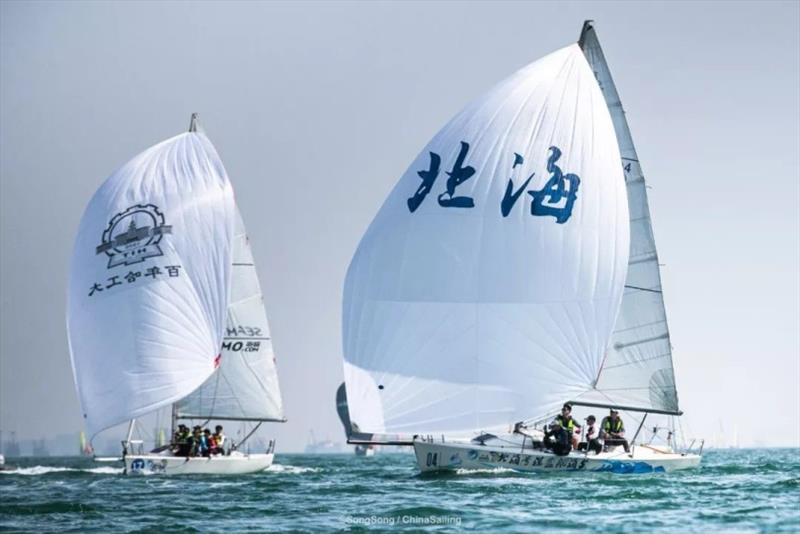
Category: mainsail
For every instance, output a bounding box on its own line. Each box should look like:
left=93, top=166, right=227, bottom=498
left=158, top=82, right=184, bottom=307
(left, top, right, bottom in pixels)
left=574, top=21, right=681, bottom=415
left=67, top=131, right=235, bottom=438
left=342, top=44, right=630, bottom=436
left=175, top=208, right=285, bottom=422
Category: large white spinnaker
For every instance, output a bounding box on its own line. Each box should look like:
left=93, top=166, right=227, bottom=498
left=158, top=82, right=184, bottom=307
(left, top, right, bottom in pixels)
left=574, top=21, right=680, bottom=415
left=175, top=208, right=285, bottom=422
left=67, top=131, right=235, bottom=438
left=342, top=44, right=630, bottom=437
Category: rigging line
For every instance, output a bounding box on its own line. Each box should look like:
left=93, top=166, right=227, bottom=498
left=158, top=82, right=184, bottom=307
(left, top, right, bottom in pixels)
left=592, top=386, right=676, bottom=392
left=613, top=319, right=667, bottom=334
left=601, top=352, right=671, bottom=370
left=613, top=333, right=669, bottom=350
left=624, top=285, right=662, bottom=294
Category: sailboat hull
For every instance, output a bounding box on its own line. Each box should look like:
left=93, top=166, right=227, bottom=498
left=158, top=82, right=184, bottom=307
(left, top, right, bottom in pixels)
left=414, top=439, right=701, bottom=474
left=355, top=445, right=376, bottom=457
left=123, top=451, right=274, bottom=475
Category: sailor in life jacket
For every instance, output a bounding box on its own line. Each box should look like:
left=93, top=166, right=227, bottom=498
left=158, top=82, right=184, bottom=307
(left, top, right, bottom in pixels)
left=212, top=425, right=226, bottom=455
left=600, top=409, right=630, bottom=453
left=552, top=403, right=582, bottom=450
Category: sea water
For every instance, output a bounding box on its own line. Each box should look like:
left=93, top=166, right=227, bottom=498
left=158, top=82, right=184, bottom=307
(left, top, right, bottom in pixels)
left=1, top=448, right=798, bottom=532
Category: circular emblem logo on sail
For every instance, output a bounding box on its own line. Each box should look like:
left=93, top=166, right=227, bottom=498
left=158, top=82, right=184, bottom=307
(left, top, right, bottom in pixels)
left=95, top=204, right=172, bottom=268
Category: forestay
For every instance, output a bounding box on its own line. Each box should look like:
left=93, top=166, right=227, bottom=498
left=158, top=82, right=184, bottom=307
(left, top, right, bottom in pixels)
left=67, top=132, right=235, bottom=438
left=343, top=44, right=630, bottom=436
left=574, top=21, right=680, bottom=414
left=176, top=208, right=284, bottom=422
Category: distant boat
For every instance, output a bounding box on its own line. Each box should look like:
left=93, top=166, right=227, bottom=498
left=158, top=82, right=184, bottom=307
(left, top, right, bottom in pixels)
left=68, top=114, right=286, bottom=475
left=0, top=454, right=12, bottom=471
left=1, top=431, right=20, bottom=458
left=304, top=431, right=341, bottom=454
left=341, top=21, right=701, bottom=474
left=336, top=383, right=375, bottom=457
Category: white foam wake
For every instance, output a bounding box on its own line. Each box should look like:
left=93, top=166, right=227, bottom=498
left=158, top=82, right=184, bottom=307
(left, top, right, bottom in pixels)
left=266, top=464, right=321, bottom=474
left=0, top=465, right=123, bottom=475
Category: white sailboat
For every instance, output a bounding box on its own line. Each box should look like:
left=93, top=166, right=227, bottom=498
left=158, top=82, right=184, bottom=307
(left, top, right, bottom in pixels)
left=68, top=115, right=286, bottom=475
left=341, top=22, right=702, bottom=474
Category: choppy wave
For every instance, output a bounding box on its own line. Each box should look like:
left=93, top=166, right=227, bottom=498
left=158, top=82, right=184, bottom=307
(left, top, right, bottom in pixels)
left=265, top=464, right=321, bottom=474
left=0, top=449, right=798, bottom=532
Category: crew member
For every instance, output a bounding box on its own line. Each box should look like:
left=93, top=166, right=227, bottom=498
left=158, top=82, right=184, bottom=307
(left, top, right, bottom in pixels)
left=544, top=420, right=571, bottom=456
left=600, top=409, right=630, bottom=453
left=211, top=425, right=226, bottom=455
left=553, top=403, right=582, bottom=450
left=173, top=424, right=191, bottom=456
left=579, top=415, right=602, bottom=455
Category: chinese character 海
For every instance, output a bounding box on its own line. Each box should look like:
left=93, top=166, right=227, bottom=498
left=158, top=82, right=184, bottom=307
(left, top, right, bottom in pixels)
left=501, top=152, right=535, bottom=217
left=502, top=147, right=581, bottom=223
left=528, top=146, right=580, bottom=224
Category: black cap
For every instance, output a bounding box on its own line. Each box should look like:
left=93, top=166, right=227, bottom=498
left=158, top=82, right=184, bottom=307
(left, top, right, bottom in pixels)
left=562, top=403, right=572, bottom=411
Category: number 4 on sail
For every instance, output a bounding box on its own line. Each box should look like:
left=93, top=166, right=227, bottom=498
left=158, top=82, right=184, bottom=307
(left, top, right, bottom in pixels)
left=67, top=114, right=286, bottom=475
left=341, top=21, right=703, bottom=473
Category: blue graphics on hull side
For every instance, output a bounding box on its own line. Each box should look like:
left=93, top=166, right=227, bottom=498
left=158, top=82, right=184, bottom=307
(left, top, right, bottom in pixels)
left=593, top=461, right=666, bottom=474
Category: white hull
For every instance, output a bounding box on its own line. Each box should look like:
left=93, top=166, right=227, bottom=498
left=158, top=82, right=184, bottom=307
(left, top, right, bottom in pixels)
left=124, top=450, right=273, bottom=475
left=414, top=439, right=701, bottom=474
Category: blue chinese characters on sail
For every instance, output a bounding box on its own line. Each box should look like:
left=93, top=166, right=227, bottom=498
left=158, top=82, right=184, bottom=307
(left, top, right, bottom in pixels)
left=502, top=146, right=580, bottom=223
left=408, top=142, right=580, bottom=223
left=527, top=147, right=580, bottom=223
left=407, top=142, right=475, bottom=212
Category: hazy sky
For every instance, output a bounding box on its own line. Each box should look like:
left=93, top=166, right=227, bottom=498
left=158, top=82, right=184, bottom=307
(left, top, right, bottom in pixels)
left=1, top=1, right=798, bottom=452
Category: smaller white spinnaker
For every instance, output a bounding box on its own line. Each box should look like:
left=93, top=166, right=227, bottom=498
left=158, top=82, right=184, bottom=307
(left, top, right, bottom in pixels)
left=175, top=208, right=285, bottom=422
left=67, top=130, right=235, bottom=439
